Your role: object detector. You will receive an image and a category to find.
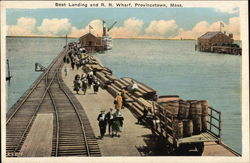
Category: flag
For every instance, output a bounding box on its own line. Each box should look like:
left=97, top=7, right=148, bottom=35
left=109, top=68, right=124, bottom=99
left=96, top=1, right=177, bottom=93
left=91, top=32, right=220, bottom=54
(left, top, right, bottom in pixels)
left=220, top=22, right=224, bottom=27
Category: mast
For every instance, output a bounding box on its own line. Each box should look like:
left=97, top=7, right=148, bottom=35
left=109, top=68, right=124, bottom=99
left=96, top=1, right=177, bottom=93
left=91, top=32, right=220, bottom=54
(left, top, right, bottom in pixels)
left=6, top=59, right=12, bottom=81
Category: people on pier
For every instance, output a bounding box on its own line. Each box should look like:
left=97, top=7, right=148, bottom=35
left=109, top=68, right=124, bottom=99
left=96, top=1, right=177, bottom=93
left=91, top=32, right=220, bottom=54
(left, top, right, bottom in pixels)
left=97, top=110, right=107, bottom=139
left=137, top=105, right=151, bottom=125
left=105, top=108, right=115, bottom=136
left=93, top=80, right=100, bottom=94
left=73, top=74, right=81, bottom=94
left=130, top=80, right=139, bottom=94
left=71, top=59, right=75, bottom=70
left=87, top=71, right=94, bottom=88
left=81, top=75, right=88, bottom=95
left=112, top=110, right=124, bottom=137
left=64, top=66, right=69, bottom=77
left=121, top=89, right=128, bottom=108
left=114, top=93, right=123, bottom=110
left=66, top=56, right=70, bottom=64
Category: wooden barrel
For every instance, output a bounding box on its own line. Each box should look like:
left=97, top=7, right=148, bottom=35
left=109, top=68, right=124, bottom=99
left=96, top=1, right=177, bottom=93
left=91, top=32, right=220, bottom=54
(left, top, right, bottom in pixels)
left=167, top=100, right=179, bottom=116
left=173, top=119, right=183, bottom=139
left=183, top=119, right=193, bottom=137
left=200, top=100, right=209, bottom=116
left=159, top=100, right=179, bottom=116
left=201, top=116, right=208, bottom=132
left=178, top=100, right=190, bottom=119
left=192, top=115, right=202, bottom=135
left=189, top=100, right=202, bottom=117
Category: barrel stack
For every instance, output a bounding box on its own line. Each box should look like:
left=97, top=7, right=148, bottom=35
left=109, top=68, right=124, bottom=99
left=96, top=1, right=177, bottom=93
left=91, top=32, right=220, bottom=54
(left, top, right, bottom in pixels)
left=157, top=97, right=210, bottom=138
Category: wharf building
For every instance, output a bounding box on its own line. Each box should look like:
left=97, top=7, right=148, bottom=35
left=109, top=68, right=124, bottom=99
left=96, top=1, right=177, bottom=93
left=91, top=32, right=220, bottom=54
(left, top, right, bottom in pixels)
left=196, top=31, right=241, bottom=55
left=79, top=21, right=116, bottom=53
left=79, top=33, right=105, bottom=53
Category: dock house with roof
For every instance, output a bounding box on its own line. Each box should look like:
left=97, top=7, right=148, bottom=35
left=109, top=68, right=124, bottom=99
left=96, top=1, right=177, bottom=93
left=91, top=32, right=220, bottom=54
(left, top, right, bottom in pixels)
left=79, top=33, right=105, bottom=53
left=197, top=31, right=241, bottom=55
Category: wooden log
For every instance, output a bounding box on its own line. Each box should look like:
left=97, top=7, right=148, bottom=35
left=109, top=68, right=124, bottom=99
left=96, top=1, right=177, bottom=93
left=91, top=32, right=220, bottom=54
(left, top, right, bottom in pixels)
left=105, top=74, right=117, bottom=82
left=95, top=71, right=111, bottom=84
left=136, top=97, right=152, bottom=109
left=114, top=80, right=127, bottom=89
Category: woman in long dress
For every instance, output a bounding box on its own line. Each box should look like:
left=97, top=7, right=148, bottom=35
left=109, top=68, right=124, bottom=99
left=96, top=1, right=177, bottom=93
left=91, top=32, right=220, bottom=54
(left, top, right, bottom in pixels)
left=112, top=110, right=124, bottom=137
left=73, top=75, right=81, bottom=94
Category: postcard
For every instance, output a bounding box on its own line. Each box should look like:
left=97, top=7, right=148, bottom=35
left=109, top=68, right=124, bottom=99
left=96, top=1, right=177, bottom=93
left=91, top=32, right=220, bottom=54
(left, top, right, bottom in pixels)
left=1, top=1, right=249, bottom=163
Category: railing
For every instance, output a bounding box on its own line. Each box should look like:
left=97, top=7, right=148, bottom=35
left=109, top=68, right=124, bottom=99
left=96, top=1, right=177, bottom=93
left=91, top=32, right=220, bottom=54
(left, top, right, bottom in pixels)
left=207, top=106, right=221, bottom=138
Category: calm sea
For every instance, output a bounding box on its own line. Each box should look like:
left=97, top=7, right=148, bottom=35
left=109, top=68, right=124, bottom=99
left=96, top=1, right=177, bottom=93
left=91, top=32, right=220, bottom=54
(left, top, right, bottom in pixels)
left=6, top=37, right=242, bottom=154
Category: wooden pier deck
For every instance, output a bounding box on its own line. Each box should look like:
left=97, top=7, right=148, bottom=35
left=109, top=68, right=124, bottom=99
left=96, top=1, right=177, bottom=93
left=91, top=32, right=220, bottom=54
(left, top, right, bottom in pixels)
left=5, top=46, right=241, bottom=158
left=6, top=48, right=100, bottom=157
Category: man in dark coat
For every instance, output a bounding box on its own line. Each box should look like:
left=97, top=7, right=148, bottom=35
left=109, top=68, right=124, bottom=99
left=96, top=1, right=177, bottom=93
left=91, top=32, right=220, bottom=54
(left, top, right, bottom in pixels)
left=97, top=110, right=107, bottom=139
left=105, top=108, right=115, bottom=136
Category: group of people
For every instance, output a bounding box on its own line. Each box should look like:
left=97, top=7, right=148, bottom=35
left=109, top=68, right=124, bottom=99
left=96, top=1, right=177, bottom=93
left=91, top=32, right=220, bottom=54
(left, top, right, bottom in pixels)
left=63, top=43, right=95, bottom=72
left=97, top=108, right=124, bottom=139
left=73, top=71, right=100, bottom=95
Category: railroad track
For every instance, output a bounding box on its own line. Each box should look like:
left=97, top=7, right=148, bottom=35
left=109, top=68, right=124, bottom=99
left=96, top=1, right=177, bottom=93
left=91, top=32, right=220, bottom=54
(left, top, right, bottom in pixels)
left=6, top=47, right=100, bottom=157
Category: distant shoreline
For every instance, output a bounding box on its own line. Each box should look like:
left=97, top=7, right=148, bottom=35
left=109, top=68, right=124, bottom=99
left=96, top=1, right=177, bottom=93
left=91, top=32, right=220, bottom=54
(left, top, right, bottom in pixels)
left=6, top=36, right=241, bottom=41
left=6, top=35, right=195, bottom=41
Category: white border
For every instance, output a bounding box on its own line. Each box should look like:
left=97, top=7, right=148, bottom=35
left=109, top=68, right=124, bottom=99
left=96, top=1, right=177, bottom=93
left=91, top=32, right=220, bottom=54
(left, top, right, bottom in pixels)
left=1, top=1, right=249, bottom=163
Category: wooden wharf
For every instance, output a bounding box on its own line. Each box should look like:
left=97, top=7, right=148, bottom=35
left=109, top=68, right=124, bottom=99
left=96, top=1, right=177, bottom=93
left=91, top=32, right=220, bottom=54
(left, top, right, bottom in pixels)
left=6, top=44, right=241, bottom=157
left=6, top=47, right=100, bottom=157
left=78, top=54, right=241, bottom=157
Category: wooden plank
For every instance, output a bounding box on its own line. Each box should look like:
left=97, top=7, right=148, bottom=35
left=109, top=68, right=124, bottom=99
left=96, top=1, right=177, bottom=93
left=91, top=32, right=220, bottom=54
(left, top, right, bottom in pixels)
left=19, top=114, right=53, bottom=157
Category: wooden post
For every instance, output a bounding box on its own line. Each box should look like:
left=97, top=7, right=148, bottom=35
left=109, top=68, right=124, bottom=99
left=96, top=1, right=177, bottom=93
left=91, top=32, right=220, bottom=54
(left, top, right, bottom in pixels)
left=218, top=113, right=221, bottom=138
left=209, top=108, right=212, bottom=131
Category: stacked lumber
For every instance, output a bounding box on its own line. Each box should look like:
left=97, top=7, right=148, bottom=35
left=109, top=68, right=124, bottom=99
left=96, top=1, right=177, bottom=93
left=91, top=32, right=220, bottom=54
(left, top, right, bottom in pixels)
left=121, top=77, right=156, bottom=100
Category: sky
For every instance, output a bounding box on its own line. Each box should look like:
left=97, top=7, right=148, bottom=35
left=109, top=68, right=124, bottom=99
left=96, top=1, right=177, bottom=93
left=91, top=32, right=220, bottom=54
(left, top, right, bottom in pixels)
left=6, top=7, right=240, bottom=40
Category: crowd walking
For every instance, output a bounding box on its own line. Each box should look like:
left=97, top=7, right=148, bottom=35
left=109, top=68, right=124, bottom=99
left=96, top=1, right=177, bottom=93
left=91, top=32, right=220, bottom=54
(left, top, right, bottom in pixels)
left=97, top=107, right=124, bottom=138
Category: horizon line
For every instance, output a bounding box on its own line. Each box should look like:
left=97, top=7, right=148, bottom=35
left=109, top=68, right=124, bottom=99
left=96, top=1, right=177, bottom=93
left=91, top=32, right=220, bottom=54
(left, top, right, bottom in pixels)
left=6, top=35, right=241, bottom=41
left=6, top=35, right=196, bottom=40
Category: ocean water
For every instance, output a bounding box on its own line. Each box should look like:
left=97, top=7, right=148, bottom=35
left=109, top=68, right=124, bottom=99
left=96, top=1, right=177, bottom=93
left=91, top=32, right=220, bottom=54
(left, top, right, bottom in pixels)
left=6, top=37, right=242, bottom=154
left=6, top=37, right=76, bottom=109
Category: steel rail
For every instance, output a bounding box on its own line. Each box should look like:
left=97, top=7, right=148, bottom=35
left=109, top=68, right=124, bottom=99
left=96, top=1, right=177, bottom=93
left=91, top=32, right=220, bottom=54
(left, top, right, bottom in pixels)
left=55, top=65, right=91, bottom=156
left=13, top=66, right=59, bottom=153
left=45, top=69, right=60, bottom=157
left=6, top=48, right=67, bottom=124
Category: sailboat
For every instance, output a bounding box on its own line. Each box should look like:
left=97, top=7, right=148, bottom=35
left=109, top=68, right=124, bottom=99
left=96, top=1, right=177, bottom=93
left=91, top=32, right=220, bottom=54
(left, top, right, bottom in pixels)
left=6, top=59, right=12, bottom=81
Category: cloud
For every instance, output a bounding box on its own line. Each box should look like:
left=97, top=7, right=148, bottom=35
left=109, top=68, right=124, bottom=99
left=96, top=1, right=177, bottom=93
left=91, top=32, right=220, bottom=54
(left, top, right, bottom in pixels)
left=37, top=18, right=72, bottom=36
left=173, top=17, right=240, bottom=40
left=214, top=7, right=239, bottom=14
left=144, top=20, right=179, bottom=38
left=7, top=17, right=36, bottom=36
left=109, top=18, right=144, bottom=38
left=69, top=19, right=103, bottom=37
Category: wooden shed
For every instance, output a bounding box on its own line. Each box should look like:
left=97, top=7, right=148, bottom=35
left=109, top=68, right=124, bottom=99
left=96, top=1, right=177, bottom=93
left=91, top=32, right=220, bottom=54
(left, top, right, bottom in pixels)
left=197, top=31, right=233, bottom=52
left=79, top=33, right=105, bottom=53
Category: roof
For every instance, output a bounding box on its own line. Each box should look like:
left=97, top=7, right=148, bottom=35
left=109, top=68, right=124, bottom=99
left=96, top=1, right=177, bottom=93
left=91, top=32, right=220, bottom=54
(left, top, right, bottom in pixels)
left=199, top=31, right=222, bottom=39
left=79, top=33, right=97, bottom=39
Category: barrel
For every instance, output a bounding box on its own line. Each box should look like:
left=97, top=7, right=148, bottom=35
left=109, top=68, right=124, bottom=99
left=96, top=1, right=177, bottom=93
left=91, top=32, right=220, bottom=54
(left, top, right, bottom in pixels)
left=159, top=100, right=179, bottom=116
left=183, top=119, right=193, bottom=137
left=189, top=100, right=202, bottom=117
left=201, top=116, right=208, bottom=132
left=167, top=100, right=179, bottom=116
left=173, top=119, right=183, bottom=139
left=200, top=100, right=209, bottom=116
left=192, top=115, right=202, bottom=135
left=178, top=100, right=190, bottom=119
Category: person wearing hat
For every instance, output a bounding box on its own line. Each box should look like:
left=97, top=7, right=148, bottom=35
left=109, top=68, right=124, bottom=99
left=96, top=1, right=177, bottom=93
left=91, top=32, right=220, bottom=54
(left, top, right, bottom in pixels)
left=81, top=75, right=88, bottom=95
left=93, top=80, right=100, bottom=94
left=112, top=110, right=124, bottom=137
left=97, top=109, right=107, bottom=139
left=73, top=74, right=81, bottom=94
left=105, top=108, right=115, bottom=136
